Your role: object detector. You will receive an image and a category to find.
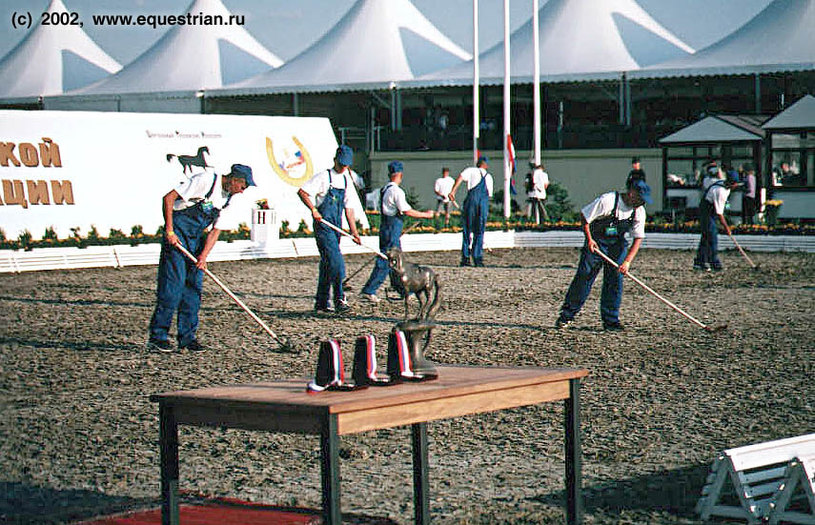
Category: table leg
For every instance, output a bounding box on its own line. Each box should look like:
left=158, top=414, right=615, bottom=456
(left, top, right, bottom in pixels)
left=321, top=414, right=341, bottom=525
left=565, top=378, right=583, bottom=525
left=411, top=422, right=430, bottom=525
left=159, top=403, right=179, bottom=525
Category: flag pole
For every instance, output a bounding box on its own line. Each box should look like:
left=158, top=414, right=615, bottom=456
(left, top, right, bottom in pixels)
left=473, top=0, right=480, bottom=164
left=502, top=0, right=511, bottom=219
left=532, top=0, right=541, bottom=165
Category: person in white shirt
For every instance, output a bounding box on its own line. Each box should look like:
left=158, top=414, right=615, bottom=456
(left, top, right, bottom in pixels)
left=297, top=145, right=362, bottom=314
left=433, top=167, right=455, bottom=227
left=526, top=162, right=550, bottom=224
left=555, top=179, right=652, bottom=331
left=449, top=156, right=494, bottom=267
left=359, top=161, right=435, bottom=303
left=694, top=163, right=739, bottom=271
left=148, top=164, right=255, bottom=353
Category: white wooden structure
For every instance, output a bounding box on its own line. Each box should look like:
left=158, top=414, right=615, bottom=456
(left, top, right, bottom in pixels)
left=697, top=434, right=815, bottom=523
left=769, top=454, right=815, bottom=525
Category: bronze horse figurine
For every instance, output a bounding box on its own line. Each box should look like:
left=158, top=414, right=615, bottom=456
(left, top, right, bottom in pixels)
left=386, top=247, right=441, bottom=321
left=167, top=146, right=210, bottom=174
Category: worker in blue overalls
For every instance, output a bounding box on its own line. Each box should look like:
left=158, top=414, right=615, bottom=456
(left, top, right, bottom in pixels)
left=555, top=179, right=652, bottom=331
left=449, top=156, right=494, bottom=267
left=359, top=161, right=435, bottom=303
left=694, top=163, right=739, bottom=271
left=148, top=164, right=255, bottom=353
left=298, top=145, right=361, bottom=314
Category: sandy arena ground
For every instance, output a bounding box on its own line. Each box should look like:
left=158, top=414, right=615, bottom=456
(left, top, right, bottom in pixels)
left=1, top=246, right=813, bottom=524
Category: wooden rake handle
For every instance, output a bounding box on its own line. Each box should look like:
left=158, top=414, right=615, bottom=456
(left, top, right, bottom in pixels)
left=727, top=231, right=758, bottom=268
left=174, top=243, right=282, bottom=342
left=593, top=248, right=712, bottom=330
left=318, top=218, right=388, bottom=260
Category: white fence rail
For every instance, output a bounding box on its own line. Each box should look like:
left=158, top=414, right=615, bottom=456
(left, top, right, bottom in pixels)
left=0, top=231, right=812, bottom=273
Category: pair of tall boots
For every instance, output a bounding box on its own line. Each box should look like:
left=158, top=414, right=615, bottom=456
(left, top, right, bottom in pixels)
left=307, top=331, right=438, bottom=392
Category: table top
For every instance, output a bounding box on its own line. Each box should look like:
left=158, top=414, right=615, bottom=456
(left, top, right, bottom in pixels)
left=151, top=365, right=588, bottom=435
left=151, top=365, right=587, bottom=411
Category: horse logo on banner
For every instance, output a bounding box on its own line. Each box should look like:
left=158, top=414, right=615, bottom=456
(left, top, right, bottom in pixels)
left=266, top=136, right=313, bottom=187
left=166, top=146, right=210, bottom=175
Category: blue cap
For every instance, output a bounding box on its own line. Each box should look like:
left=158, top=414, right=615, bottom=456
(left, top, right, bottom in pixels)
left=336, top=145, right=353, bottom=166
left=388, top=161, right=403, bottom=174
left=477, top=156, right=489, bottom=165
left=631, top=179, right=652, bottom=204
left=229, top=164, right=255, bottom=186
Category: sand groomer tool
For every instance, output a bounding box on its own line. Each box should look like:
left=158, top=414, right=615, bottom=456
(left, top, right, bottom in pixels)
left=594, top=248, right=728, bottom=333
left=727, top=231, right=760, bottom=269
left=174, top=243, right=297, bottom=352
left=343, top=220, right=423, bottom=289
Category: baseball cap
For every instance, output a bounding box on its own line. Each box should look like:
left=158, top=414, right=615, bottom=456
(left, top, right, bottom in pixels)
left=477, top=155, right=489, bottom=165
left=335, top=145, right=353, bottom=166
left=725, top=171, right=740, bottom=185
left=631, top=179, right=653, bottom=205
left=228, top=164, right=255, bottom=186
left=388, top=161, right=404, bottom=174
left=631, top=156, right=641, bottom=164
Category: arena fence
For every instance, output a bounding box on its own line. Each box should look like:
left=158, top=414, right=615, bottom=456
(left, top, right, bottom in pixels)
left=0, top=231, right=812, bottom=273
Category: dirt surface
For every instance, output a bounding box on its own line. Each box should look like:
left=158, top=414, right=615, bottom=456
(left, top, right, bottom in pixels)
left=1, top=246, right=813, bottom=524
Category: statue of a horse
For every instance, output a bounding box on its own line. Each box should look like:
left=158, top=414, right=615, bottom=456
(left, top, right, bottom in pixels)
left=167, top=146, right=210, bottom=174
left=386, top=247, right=441, bottom=321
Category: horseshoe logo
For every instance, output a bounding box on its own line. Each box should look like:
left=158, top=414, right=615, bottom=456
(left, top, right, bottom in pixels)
left=266, top=136, right=314, bottom=187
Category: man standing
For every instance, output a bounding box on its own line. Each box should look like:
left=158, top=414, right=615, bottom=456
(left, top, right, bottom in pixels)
left=626, top=156, right=646, bottom=188
left=298, top=145, right=362, bottom=314
left=148, top=164, right=255, bottom=353
left=741, top=163, right=757, bottom=225
left=449, top=156, right=493, bottom=267
left=526, top=162, right=550, bottom=224
left=694, top=165, right=739, bottom=271
left=433, top=167, right=455, bottom=227
left=359, top=161, right=435, bottom=303
left=555, top=179, right=652, bottom=331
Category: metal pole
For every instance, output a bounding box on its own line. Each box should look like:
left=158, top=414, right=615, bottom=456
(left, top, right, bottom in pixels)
left=320, top=414, right=341, bottom=525
left=503, top=0, right=511, bottom=219
left=473, top=0, right=480, bottom=164
left=532, top=0, right=541, bottom=165
left=159, top=404, right=180, bottom=525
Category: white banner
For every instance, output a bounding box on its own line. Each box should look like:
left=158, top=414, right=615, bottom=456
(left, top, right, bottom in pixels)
left=0, top=110, right=367, bottom=240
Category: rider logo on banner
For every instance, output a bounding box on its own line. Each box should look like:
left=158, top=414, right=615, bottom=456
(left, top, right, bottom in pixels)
left=266, top=136, right=313, bottom=187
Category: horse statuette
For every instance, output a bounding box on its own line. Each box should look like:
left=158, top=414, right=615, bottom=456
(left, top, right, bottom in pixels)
left=167, top=146, right=210, bottom=174
left=386, top=247, right=441, bottom=321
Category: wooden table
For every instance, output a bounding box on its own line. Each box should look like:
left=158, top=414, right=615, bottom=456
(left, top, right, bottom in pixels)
left=151, top=365, right=588, bottom=525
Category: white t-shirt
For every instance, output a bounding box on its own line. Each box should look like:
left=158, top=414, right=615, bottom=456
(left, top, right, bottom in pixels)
left=171, top=169, right=247, bottom=231
left=459, top=166, right=494, bottom=197
left=380, top=182, right=412, bottom=217
left=581, top=191, right=646, bottom=239
left=705, top=183, right=731, bottom=215
left=300, top=168, right=359, bottom=209
left=434, top=176, right=455, bottom=202
left=529, top=168, right=549, bottom=199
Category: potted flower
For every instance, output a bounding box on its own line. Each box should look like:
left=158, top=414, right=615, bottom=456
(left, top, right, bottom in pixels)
left=763, top=199, right=783, bottom=226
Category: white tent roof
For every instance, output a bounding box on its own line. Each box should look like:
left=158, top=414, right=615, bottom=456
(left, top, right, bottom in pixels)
left=218, top=0, right=472, bottom=95
left=632, top=0, right=815, bottom=79
left=763, top=95, right=815, bottom=130
left=74, top=0, right=283, bottom=95
left=0, top=0, right=121, bottom=97
left=417, top=0, right=694, bottom=86
left=660, top=115, right=767, bottom=144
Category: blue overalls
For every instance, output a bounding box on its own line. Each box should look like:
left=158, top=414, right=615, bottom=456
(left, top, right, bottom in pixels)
left=313, top=170, right=348, bottom=310
left=694, top=181, right=725, bottom=270
left=462, top=170, right=489, bottom=265
left=559, top=192, right=634, bottom=325
left=149, top=175, right=221, bottom=347
left=361, top=183, right=404, bottom=296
